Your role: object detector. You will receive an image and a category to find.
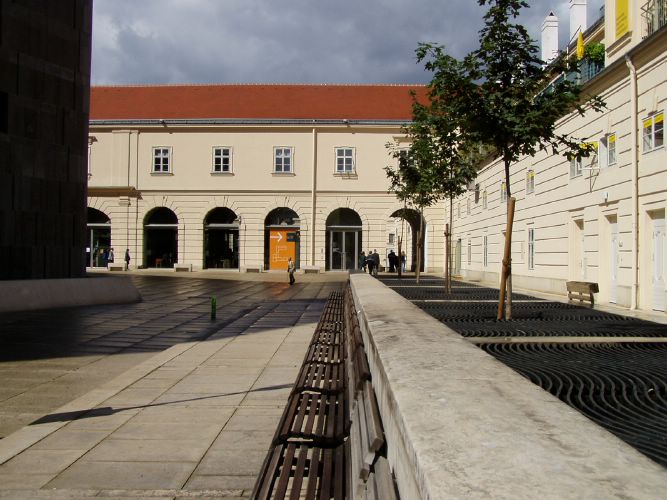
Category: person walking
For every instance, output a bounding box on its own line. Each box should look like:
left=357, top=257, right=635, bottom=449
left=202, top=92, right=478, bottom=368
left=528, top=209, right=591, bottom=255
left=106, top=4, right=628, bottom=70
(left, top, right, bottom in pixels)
left=366, top=250, right=375, bottom=275
left=372, top=249, right=380, bottom=277
left=388, top=250, right=397, bottom=272
left=287, top=257, right=296, bottom=285
left=360, top=251, right=367, bottom=272
left=124, top=249, right=131, bottom=271
left=108, top=248, right=115, bottom=264
left=401, top=251, right=407, bottom=272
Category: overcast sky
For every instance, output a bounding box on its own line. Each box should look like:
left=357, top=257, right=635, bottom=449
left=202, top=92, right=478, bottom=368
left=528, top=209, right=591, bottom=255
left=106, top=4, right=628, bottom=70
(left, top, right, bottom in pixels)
left=91, top=0, right=604, bottom=86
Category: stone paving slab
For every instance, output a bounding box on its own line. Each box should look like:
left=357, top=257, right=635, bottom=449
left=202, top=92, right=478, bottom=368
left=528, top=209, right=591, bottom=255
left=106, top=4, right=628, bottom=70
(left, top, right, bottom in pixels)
left=0, top=278, right=338, bottom=497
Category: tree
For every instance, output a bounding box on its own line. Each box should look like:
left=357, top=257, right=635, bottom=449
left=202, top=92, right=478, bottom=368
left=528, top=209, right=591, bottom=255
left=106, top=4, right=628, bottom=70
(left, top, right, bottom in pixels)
left=418, top=0, right=605, bottom=318
left=386, top=84, right=477, bottom=287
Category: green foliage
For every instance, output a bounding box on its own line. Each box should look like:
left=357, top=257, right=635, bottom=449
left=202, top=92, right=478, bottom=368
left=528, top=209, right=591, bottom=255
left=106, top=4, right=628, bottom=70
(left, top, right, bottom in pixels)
left=584, top=42, right=605, bottom=63
left=417, top=0, right=605, bottom=198
left=386, top=53, right=478, bottom=211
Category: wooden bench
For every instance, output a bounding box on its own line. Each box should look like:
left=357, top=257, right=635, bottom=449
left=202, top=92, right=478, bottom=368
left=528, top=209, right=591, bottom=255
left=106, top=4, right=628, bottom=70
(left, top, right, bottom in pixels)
left=344, top=288, right=397, bottom=500
left=251, top=288, right=398, bottom=499
left=566, top=281, right=599, bottom=307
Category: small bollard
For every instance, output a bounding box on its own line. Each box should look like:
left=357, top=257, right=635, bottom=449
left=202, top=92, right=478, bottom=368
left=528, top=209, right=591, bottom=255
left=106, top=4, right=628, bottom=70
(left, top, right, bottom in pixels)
left=210, top=296, right=217, bottom=320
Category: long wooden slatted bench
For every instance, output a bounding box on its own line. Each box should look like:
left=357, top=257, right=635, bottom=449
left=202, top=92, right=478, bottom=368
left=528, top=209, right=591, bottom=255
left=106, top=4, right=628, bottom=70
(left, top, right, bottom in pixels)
left=252, top=288, right=398, bottom=499
left=344, top=288, right=398, bottom=500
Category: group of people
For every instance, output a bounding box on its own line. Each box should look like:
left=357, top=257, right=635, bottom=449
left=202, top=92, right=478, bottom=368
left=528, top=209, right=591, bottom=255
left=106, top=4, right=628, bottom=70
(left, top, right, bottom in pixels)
left=386, top=249, right=406, bottom=273
left=360, top=250, right=406, bottom=276
left=91, top=248, right=132, bottom=270
left=92, top=247, right=115, bottom=267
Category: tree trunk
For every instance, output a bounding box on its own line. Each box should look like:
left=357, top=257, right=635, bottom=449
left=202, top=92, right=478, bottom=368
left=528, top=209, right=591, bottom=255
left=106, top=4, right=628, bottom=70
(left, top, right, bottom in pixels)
left=448, top=196, right=453, bottom=293
left=444, top=223, right=450, bottom=292
left=497, top=156, right=515, bottom=320
left=497, top=197, right=516, bottom=320
left=416, top=209, right=424, bottom=284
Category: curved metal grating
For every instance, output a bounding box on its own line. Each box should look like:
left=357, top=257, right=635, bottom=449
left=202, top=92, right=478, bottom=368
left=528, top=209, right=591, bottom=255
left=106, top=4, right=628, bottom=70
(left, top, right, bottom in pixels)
left=381, top=277, right=667, bottom=467
left=481, top=342, right=667, bottom=467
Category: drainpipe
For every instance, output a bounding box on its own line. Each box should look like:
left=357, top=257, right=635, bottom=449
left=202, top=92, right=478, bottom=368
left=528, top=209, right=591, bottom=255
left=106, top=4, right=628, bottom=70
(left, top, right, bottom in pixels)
left=625, top=55, right=639, bottom=310
left=311, top=127, right=318, bottom=266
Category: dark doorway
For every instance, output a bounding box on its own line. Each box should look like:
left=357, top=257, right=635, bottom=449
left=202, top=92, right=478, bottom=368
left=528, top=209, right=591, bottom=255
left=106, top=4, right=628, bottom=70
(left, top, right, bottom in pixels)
left=144, top=207, right=178, bottom=268
left=87, top=208, right=111, bottom=267
left=325, top=208, right=362, bottom=271
left=204, top=208, right=239, bottom=269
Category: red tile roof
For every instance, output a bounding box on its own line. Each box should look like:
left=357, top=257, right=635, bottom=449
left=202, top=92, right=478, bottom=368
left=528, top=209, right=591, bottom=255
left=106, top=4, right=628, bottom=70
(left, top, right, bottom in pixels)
left=90, top=84, right=426, bottom=121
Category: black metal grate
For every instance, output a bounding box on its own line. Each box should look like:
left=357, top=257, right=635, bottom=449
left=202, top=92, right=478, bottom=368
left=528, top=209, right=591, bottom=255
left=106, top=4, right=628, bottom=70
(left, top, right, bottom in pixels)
left=381, top=277, right=667, bottom=467
left=481, top=342, right=667, bottom=467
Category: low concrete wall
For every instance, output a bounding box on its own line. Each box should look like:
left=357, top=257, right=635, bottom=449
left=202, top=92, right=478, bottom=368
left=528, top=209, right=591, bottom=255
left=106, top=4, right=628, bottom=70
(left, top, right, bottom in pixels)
left=0, top=277, right=141, bottom=313
left=349, top=274, right=666, bottom=499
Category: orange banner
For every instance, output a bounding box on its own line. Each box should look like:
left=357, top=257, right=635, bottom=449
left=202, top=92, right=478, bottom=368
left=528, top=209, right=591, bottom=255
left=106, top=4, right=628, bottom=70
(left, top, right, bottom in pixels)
left=269, top=229, right=296, bottom=270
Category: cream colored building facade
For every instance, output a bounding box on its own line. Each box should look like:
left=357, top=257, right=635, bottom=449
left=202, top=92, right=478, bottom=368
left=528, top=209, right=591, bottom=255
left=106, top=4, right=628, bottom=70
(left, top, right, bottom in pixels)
left=87, top=85, right=441, bottom=273
left=450, top=0, right=667, bottom=312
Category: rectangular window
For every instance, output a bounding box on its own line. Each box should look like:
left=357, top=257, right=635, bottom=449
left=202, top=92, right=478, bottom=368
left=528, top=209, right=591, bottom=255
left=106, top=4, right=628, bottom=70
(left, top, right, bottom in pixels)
left=599, top=134, right=617, bottom=167
left=467, top=239, right=472, bottom=265
left=570, top=157, right=582, bottom=178
left=335, top=147, right=355, bottom=173
left=274, top=147, right=293, bottom=173
left=213, top=147, right=232, bottom=173
left=607, top=133, right=617, bottom=165
left=643, top=112, right=664, bottom=153
left=457, top=202, right=461, bottom=218
left=467, top=197, right=471, bottom=215
left=482, top=189, right=487, bottom=209
left=388, top=233, right=395, bottom=245
left=500, top=181, right=507, bottom=202
left=528, top=228, right=535, bottom=270
left=152, top=147, right=171, bottom=173
left=526, top=169, right=535, bottom=194
left=483, top=235, right=488, bottom=267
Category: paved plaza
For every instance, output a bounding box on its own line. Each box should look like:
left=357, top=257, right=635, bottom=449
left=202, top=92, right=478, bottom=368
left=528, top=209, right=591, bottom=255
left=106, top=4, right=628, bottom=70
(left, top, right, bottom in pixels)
left=0, top=273, right=345, bottom=499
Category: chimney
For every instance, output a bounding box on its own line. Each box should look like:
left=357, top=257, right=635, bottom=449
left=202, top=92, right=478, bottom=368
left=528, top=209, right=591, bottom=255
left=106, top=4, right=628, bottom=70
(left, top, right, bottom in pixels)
left=569, top=0, right=587, bottom=43
left=541, top=12, right=559, bottom=65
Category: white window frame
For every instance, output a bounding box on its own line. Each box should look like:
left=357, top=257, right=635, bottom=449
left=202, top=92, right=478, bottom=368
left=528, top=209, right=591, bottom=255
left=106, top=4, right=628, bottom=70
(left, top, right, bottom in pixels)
left=467, top=197, right=471, bottom=215
left=457, top=202, right=461, bottom=218
left=599, top=133, right=617, bottom=168
left=212, top=147, right=232, bottom=173
left=152, top=147, right=172, bottom=173
left=607, top=133, right=617, bottom=166
left=528, top=227, right=535, bottom=270
left=274, top=147, right=293, bottom=173
left=335, top=147, right=355, bottom=174
left=482, top=189, right=487, bottom=209
left=467, top=239, right=472, bottom=265
left=570, top=157, right=583, bottom=178
left=500, top=181, right=507, bottom=203
left=643, top=112, right=664, bottom=153
left=526, top=169, right=535, bottom=195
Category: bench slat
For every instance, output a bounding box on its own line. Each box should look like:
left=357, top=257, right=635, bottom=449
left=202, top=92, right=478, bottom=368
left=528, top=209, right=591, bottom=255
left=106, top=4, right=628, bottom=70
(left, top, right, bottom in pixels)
left=362, top=381, right=385, bottom=454
left=373, top=456, right=397, bottom=500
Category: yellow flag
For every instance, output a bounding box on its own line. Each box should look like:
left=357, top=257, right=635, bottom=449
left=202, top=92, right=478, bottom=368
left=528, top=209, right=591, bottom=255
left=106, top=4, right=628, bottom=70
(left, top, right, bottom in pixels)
left=576, top=31, right=585, bottom=60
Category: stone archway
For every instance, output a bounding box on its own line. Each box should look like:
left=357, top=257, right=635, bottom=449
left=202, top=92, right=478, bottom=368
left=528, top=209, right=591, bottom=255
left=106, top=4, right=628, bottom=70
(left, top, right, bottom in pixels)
left=389, top=208, right=426, bottom=272
left=143, top=207, right=178, bottom=268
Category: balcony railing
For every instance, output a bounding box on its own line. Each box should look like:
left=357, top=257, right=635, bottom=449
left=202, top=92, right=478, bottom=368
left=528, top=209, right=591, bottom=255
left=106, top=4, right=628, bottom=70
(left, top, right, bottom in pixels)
left=642, top=0, right=667, bottom=38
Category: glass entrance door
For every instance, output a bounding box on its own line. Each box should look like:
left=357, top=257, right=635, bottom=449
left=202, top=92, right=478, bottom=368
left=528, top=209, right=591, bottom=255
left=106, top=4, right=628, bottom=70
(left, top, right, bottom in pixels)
left=329, top=230, right=359, bottom=271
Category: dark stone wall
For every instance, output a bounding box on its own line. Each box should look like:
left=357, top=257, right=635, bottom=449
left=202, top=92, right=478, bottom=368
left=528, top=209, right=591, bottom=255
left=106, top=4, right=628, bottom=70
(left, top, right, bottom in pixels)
left=0, top=0, right=92, bottom=279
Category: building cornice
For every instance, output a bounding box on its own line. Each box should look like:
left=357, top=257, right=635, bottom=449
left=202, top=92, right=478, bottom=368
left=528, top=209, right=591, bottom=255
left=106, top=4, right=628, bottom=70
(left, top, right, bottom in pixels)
left=89, top=118, right=410, bottom=128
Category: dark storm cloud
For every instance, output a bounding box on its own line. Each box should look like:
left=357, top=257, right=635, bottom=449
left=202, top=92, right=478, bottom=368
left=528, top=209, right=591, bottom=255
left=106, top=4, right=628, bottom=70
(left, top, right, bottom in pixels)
left=91, top=0, right=603, bottom=85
